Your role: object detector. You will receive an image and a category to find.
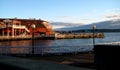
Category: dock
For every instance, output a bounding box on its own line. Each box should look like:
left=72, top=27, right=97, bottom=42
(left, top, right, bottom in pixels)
left=0, top=35, right=42, bottom=41
left=55, top=33, right=104, bottom=39
left=0, top=33, right=104, bottom=41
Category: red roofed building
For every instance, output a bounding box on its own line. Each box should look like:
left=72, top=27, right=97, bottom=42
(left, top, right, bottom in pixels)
left=0, top=18, right=55, bottom=37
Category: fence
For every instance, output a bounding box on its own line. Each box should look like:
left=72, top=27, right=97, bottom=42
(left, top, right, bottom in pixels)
left=0, top=44, right=93, bottom=55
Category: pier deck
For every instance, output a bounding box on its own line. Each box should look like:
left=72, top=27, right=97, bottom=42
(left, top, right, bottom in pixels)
left=55, top=33, right=104, bottom=39
left=0, top=35, right=42, bottom=41
left=0, top=33, right=104, bottom=41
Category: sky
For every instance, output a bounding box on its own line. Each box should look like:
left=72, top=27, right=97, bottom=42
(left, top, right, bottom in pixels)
left=0, top=0, right=120, bottom=28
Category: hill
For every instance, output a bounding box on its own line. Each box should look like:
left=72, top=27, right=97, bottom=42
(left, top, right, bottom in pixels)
left=55, top=19, right=120, bottom=31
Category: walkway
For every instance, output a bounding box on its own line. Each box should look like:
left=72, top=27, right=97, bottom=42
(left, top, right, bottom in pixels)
left=0, top=55, right=94, bottom=70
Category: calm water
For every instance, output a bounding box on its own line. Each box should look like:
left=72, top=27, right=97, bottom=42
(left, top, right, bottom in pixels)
left=0, top=32, right=120, bottom=53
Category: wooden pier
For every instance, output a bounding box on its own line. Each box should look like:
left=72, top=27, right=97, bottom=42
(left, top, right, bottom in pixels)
left=55, top=33, right=104, bottom=39
left=0, top=33, right=104, bottom=41
left=0, top=35, right=42, bottom=41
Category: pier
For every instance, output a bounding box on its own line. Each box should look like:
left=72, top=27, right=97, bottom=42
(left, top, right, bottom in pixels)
left=55, top=33, right=104, bottom=39
left=0, top=35, right=42, bottom=41
left=0, top=33, right=104, bottom=41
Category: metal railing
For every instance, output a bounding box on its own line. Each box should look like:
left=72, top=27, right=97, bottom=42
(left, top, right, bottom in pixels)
left=0, top=44, right=93, bottom=55
left=0, top=42, right=119, bottom=56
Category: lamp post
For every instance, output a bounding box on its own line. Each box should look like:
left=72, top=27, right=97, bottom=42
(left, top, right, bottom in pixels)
left=92, top=25, right=96, bottom=46
left=31, top=24, right=36, bottom=54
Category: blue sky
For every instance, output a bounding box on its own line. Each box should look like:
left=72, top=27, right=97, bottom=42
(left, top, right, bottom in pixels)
left=1, top=0, right=120, bottom=26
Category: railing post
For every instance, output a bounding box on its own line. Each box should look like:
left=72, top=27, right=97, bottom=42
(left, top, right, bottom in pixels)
left=59, top=46, right=61, bottom=56
left=41, top=47, right=44, bottom=56
left=23, top=47, right=25, bottom=56
left=5, top=47, right=8, bottom=56
left=74, top=46, right=77, bottom=56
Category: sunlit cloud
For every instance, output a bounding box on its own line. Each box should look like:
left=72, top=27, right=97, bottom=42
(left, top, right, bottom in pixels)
left=50, top=21, right=84, bottom=29
left=102, top=8, right=120, bottom=19
left=92, top=8, right=120, bottom=23
left=52, top=25, right=66, bottom=29
left=102, top=12, right=120, bottom=20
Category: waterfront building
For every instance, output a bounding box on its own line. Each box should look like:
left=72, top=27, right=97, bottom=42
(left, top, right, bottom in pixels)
left=0, top=18, right=55, bottom=37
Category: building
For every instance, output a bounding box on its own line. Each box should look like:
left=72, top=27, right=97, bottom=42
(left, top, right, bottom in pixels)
left=0, top=18, right=55, bottom=37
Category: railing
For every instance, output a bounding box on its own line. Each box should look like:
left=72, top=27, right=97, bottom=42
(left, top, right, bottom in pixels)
left=0, top=44, right=93, bottom=55
left=0, top=35, right=32, bottom=39
left=97, top=42, right=120, bottom=45
left=1, top=24, right=30, bottom=32
left=10, top=25, right=30, bottom=32
left=0, top=42, right=120, bottom=55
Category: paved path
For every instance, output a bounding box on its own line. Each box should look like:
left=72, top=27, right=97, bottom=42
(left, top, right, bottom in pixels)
left=0, top=55, right=94, bottom=70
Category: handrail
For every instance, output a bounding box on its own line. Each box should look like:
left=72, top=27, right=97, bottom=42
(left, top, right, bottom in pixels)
left=0, top=45, right=93, bottom=55
left=0, top=42, right=120, bottom=55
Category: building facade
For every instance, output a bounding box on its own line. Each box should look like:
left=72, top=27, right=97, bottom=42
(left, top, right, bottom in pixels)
left=0, top=18, right=55, bottom=37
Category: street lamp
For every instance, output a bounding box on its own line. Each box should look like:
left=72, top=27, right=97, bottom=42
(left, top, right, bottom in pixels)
left=92, top=25, right=96, bottom=46
left=31, top=24, right=36, bottom=54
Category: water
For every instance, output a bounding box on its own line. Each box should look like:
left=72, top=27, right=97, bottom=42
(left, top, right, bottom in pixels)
left=0, top=32, right=120, bottom=54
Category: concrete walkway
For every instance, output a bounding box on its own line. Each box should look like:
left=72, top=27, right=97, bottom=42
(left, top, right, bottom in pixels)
left=0, top=55, right=94, bottom=70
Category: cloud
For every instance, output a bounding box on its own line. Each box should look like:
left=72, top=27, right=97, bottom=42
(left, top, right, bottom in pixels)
left=52, top=25, right=66, bottom=29
left=56, top=16, right=70, bottom=18
left=53, top=8, right=120, bottom=26
left=103, top=12, right=120, bottom=19
left=103, top=8, right=120, bottom=19
left=80, top=18, right=92, bottom=21
left=50, top=22, right=84, bottom=29
left=105, top=8, right=120, bottom=12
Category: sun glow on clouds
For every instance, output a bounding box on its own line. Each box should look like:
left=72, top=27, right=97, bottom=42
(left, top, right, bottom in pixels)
left=52, top=26, right=66, bottom=29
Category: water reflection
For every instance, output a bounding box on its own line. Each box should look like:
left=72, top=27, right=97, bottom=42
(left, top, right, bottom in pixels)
left=0, top=40, right=31, bottom=47
left=0, top=40, right=52, bottom=54
left=0, top=40, right=52, bottom=47
left=34, top=40, right=51, bottom=47
left=0, top=33, right=120, bottom=54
